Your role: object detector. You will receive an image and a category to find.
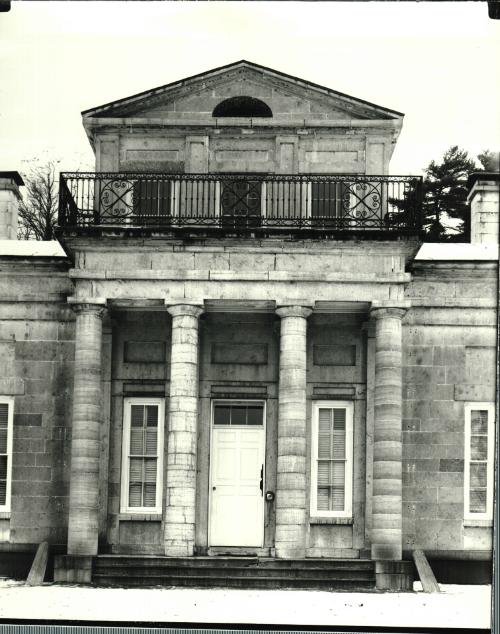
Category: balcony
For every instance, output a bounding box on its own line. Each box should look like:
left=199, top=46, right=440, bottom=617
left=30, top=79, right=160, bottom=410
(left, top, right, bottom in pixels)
left=58, top=172, right=422, bottom=238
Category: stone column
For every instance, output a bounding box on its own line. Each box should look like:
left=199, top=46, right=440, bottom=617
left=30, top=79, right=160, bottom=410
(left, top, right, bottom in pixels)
left=370, top=306, right=405, bottom=564
left=67, top=301, right=106, bottom=556
left=165, top=304, right=203, bottom=557
left=275, top=305, right=312, bottom=558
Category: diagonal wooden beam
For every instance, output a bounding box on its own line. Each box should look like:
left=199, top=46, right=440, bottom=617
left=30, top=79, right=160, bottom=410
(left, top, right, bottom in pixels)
left=26, top=542, right=49, bottom=586
left=413, top=549, right=441, bottom=593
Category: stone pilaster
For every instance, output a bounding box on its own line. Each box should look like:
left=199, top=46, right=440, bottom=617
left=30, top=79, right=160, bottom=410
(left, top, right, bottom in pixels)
left=67, top=301, right=106, bottom=556
left=362, top=320, right=376, bottom=548
left=165, top=304, right=203, bottom=557
left=275, top=305, right=312, bottom=558
left=467, top=173, right=500, bottom=244
left=370, top=306, right=405, bottom=563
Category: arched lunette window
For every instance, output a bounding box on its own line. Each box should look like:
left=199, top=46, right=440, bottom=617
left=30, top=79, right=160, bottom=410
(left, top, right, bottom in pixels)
left=213, top=96, right=272, bottom=118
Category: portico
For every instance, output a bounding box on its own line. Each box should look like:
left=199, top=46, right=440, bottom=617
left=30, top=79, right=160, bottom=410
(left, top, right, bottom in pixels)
left=54, top=232, right=415, bottom=589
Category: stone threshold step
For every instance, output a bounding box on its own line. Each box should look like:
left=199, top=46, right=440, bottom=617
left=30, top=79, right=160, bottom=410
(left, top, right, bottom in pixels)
left=92, top=575, right=375, bottom=590
left=95, top=557, right=373, bottom=568
left=94, top=568, right=374, bottom=580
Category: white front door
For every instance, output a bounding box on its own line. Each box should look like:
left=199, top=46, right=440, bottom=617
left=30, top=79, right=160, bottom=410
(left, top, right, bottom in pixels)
left=209, top=401, right=265, bottom=547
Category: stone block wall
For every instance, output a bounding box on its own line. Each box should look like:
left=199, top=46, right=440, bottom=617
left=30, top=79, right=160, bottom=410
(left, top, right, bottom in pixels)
left=70, top=238, right=414, bottom=310
left=107, top=128, right=388, bottom=175
left=106, top=311, right=170, bottom=553
left=306, top=314, right=367, bottom=556
left=0, top=258, right=74, bottom=548
left=402, top=261, right=497, bottom=555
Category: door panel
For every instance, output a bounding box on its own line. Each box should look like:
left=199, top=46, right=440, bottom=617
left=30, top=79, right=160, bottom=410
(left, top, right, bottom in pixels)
left=209, top=424, right=265, bottom=547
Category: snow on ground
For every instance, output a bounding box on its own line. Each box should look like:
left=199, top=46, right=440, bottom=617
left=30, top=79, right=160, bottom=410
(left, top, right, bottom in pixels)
left=0, top=579, right=491, bottom=629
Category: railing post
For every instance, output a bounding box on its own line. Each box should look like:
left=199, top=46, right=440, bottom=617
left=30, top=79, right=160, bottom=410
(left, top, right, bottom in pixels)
left=58, top=174, right=65, bottom=227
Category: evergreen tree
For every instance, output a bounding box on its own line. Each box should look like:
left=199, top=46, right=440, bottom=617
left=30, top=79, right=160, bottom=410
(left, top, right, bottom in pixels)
left=422, top=146, right=477, bottom=241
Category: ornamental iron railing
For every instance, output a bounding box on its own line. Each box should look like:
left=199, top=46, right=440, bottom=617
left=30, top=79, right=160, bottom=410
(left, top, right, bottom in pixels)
left=58, top=172, right=422, bottom=235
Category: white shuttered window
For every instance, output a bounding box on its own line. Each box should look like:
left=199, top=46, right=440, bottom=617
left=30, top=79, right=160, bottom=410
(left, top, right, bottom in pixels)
left=121, top=397, right=164, bottom=513
left=0, top=398, right=14, bottom=512
left=311, top=401, right=353, bottom=518
left=464, top=403, right=495, bottom=520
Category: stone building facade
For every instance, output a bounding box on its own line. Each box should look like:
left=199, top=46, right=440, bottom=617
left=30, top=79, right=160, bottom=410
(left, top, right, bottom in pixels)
left=0, top=61, right=497, bottom=589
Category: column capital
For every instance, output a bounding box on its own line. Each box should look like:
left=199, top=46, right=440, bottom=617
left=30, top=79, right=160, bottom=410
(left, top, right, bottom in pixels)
left=68, top=297, right=107, bottom=317
left=276, top=305, right=312, bottom=320
left=370, top=302, right=409, bottom=321
left=167, top=303, right=204, bottom=319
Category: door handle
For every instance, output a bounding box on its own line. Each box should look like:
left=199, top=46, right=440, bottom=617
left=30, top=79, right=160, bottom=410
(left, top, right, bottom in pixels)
left=259, top=465, right=263, bottom=495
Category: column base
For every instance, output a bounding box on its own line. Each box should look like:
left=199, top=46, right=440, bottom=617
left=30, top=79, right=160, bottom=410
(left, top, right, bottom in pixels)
left=54, top=555, right=93, bottom=584
left=375, top=560, right=413, bottom=591
left=165, top=534, right=195, bottom=557
left=275, top=546, right=306, bottom=559
left=371, top=543, right=402, bottom=560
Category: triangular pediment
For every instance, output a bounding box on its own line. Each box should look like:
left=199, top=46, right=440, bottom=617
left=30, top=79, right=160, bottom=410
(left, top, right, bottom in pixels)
left=82, top=61, right=402, bottom=121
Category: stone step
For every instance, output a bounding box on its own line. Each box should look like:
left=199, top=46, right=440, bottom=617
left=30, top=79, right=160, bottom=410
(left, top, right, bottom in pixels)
left=92, top=573, right=375, bottom=590
left=94, top=556, right=374, bottom=571
left=93, top=565, right=374, bottom=581
left=92, top=556, right=376, bottom=589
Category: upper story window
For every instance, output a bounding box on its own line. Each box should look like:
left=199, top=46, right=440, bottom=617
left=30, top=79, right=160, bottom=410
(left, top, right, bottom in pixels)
left=213, top=96, right=273, bottom=118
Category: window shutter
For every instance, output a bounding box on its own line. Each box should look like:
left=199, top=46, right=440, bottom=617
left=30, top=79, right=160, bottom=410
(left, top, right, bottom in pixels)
left=143, top=459, right=157, bottom=507
left=316, top=406, right=347, bottom=513
left=133, top=179, right=171, bottom=219
left=0, top=402, right=11, bottom=507
left=311, top=182, right=346, bottom=222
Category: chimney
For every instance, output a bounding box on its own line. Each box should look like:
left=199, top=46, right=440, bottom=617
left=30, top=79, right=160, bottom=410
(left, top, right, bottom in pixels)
left=0, top=171, right=24, bottom=240
left=467, top=172, right=500, bottom=245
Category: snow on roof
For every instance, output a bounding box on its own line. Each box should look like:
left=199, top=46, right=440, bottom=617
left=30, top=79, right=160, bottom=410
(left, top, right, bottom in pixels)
left=0, top=240, right=66, bottom=258
left=415, top=242, right=499, bottom=261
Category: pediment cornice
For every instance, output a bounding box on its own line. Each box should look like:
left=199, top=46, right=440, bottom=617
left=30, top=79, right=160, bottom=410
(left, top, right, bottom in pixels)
left=82, top=61, right=403, bottom=122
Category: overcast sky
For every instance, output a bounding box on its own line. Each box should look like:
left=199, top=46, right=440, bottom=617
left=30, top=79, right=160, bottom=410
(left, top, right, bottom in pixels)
left=1, top=1, right=499, bottom=177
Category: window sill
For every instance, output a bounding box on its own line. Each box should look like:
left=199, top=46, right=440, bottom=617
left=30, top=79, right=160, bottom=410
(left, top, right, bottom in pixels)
left=463, top=519, right=492, bottom=528
left=118, top=513, right=162, bottom=522
left=0, top=512, right=11, bottom=520
left=309, top=517, right=353, bottom=525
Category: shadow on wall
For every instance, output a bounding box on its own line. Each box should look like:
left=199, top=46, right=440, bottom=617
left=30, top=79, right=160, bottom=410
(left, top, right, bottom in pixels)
left=0, top=550, right=61, bottom=582
left=429, top=559, right=492, bottom=584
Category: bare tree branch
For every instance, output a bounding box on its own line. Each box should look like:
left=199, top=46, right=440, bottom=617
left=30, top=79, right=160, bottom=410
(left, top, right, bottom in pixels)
left=18, top=161, right=59, bottom=240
